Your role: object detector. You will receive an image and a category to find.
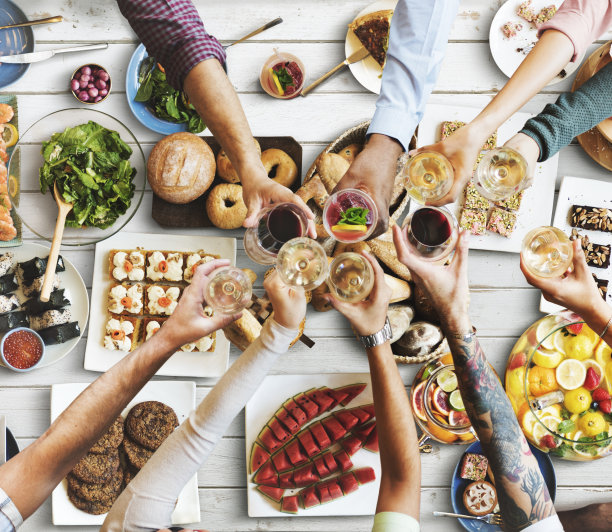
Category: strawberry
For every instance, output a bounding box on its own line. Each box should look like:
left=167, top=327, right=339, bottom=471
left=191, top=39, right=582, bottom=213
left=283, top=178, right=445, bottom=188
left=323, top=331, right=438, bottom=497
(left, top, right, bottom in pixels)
left=566, top=323, right=584, bottom=335
left=508, top=352, right=527, bottom=371
left=540, top=435, right=557, bottom=449
left=584, top=368, right=601, bottom=391
left=592, top=388, right=611, bottom=402
left=599, top=399, right=612, bottom=414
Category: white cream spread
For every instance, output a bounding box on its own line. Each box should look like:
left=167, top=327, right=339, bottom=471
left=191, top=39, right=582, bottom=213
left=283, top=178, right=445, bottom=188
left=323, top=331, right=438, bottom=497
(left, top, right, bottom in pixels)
left=146, top=251, right=165, bottom=282
left=104, top=318, right=134, bottom=351
left=147, top=285, right=179, bottom=315
left=165, top=253, right=183, bottom=282
left=184, top=253, right=215, bottom=282
left=108, top=284, right=143, bottom=314
left=112, top=251, right=145, bottom=281
left=145, top=320, right=162, bottom=341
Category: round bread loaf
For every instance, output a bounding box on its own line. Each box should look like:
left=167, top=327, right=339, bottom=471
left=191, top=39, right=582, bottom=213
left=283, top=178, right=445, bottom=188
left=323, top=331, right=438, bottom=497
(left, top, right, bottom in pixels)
left=148, top=132, right=215, bottom=204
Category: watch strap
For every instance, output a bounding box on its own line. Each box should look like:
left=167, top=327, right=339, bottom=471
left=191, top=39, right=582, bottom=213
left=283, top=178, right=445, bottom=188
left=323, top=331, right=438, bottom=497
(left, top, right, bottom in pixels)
left=358, top=318, right=392, bottom=348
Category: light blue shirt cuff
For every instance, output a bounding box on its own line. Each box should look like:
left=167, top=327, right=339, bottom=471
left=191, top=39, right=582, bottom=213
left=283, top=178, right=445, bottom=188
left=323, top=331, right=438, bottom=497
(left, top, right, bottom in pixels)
left=367, top=108, right=418, bottom=152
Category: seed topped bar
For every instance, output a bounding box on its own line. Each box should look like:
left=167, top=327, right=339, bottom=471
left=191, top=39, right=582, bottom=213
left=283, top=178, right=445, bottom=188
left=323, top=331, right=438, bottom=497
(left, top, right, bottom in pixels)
left=569, top=229, right=611, bottom=269
left=460, top=453, right=488, bottom=482
left=487, top=207, right=517, bottom=238
left=463, top=183, right=489, bottom=211
left=439, top=121, right=497, bottom=151
left=494, top=191, right=523, bottom=212
left=517, top=0, right=536, bottom=22
left=534, top=5, right=557, bottom=28
left=459, top=208, right=487, bottom=236
left=570, top=206, right=612, bottom=233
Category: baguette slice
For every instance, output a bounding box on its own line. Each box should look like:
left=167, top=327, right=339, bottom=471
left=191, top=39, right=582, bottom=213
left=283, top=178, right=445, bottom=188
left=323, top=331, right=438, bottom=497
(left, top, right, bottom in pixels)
left=223, top=309, right=262, bottom=351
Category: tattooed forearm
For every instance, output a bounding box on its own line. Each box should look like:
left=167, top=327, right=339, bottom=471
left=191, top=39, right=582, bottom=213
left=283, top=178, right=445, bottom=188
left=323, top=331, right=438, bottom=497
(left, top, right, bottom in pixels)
left=447, top=334, right=556, bottom=531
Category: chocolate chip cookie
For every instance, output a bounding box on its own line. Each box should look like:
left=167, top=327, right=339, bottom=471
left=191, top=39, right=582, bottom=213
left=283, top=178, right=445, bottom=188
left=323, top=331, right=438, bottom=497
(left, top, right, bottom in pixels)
left=71, top=449, right=120, bottom=484
left=123, top=436, right=154, bottom=470
left=67, top=489, right=116, bottom=515
left=125, top=401, right=178, bottom=450
left=67, top=467, right=123, bottom=503
left=90, top=416, right=124, bottom=454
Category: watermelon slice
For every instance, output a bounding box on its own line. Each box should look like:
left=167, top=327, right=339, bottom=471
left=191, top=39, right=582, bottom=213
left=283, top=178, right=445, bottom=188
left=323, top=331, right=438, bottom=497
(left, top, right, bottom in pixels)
left=283, top=398, right=308, bottom=427
left=257, top=484, right=285, bottom=503
left=338, top=472, right=359, bottom=495
left=313, top=455, right=330, bottom=478
left=327, top=479, right=344, bottom=499
left=324, top=386, right=349, bottom=408
left=347, top=406, right=374, bottom=425
left=280, top=494, right=299, bottom=514
left=333, top=410, right=360, bottom=431
left=333, top=449, right=353, bottom=472
left=285, top=439, right=308, bottom=466
left=294, top=391, right=319, bottom=420
left=335, top=383, right=367, bottom=406
left=258, top=425, right=283, bottom=453
left=353, top=419, right=376, bottom=441
left=300, top=485, right=320, bottom=509
left=271, top=449, right=292, bottom=473
left=316, top=482, right=332, bottom=504
left=354, top=467, right=376, bottom=485
left=268, top=417, right=291, bottom=443
left=323, top=451, right=338, bottom=474
left=321, top=417, right=347, bottom=442
left=279, top=470, right=296, bottom=488
left=275, top=407, right=300, bottom=434
left=293, top=463, right=319, bottom=487
left=340, top=434, right=363, bottom=456
left=249, top=441, right=271, bottom=474
left=297, top=430, right=320, bottom=458
left=309, top=422, right=331, bottom=449
left=360, top=403, right=375, bottom=418
left=306, top=388, right=335, bottom=414
left=253, top=461, right=278, bottom=485
left=364, top=426, right=379, bottom=453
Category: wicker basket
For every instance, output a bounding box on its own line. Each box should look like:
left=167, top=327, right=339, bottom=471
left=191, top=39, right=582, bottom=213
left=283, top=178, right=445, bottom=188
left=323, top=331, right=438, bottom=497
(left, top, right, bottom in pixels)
left=393, top=338, right=449, bottom=365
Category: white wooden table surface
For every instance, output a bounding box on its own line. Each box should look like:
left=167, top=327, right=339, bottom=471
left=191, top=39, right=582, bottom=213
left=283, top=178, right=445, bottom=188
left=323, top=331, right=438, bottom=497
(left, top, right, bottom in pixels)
left=4, top=1, right=612, bottom=530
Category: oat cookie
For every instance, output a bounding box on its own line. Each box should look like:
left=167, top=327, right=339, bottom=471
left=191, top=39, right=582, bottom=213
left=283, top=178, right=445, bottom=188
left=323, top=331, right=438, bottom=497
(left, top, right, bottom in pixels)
left=90, top=416, right=124, bottom=454
left=71, top=449, right=120, bottom=484
left=67, top=468, right=123, bottom=503
left=125, top=401, right=178, bottom=450
left=123, top=436, right=154, bottom=470
left=67, top=489, right=116, bottom=515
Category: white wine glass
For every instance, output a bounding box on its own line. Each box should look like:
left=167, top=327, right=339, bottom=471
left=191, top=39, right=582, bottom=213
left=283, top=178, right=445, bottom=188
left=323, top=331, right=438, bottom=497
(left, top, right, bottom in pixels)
left=521, top=226, right=573, bottom=278
left=402, top=151, right=454, bottom=204
left=473, top=147, right=529, bottom=201
left=276, top=237, right=329, bottom=291
left=205, top=266, right=252, bottom=314
left=327, top=252, right=374, bottom=303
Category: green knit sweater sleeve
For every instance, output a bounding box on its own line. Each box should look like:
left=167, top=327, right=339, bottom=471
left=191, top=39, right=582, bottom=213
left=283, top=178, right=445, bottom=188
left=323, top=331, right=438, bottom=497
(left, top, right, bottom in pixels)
left=520, top=62, right=612, bottom=162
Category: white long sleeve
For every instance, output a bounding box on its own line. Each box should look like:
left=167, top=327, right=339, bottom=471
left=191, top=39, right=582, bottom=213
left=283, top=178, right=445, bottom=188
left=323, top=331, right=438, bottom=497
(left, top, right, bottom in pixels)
left=102, top=319, right=297, bottom=532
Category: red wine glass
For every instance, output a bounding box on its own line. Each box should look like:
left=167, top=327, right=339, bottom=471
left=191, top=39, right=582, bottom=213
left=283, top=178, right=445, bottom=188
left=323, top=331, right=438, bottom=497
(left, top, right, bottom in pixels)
left=402, top=206, right=458, bottom=262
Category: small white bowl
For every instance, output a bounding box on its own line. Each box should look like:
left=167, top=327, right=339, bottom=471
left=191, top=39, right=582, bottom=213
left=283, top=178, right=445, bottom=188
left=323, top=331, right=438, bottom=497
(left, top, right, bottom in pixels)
left=1, top=327, right=45, bottom=372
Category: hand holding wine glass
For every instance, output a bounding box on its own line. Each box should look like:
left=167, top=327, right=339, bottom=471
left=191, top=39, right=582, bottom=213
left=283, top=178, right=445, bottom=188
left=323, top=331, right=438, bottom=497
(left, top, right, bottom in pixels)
left=503, top=132, right=540, bottom=183
left=264, top=269, right=307, bottom=330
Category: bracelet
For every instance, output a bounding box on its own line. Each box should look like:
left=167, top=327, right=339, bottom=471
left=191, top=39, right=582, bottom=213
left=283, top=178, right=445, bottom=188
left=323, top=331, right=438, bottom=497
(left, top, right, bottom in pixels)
left=600, top=313, right=612, bottom=339
left=447, top=326, right=477, bottom=342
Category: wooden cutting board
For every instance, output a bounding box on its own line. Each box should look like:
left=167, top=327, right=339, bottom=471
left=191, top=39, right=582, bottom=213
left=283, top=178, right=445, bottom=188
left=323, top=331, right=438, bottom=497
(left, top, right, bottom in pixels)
left=151, top=136, right=302, bottom=228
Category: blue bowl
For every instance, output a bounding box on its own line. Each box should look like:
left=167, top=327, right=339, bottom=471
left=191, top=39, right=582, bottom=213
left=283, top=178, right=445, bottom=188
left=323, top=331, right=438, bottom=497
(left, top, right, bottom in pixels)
left=0, top=0, right=34, bottom=89
left=1, top=327, right=45, bottom=372
left=450, top=440, right=557, bottom=531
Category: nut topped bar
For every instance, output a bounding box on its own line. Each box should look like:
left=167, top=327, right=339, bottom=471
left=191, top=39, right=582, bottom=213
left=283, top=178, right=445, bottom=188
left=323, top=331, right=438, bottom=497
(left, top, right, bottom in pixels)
left=569, top=229, right=611, bottom=269
left=570, top=206, right=612, bottom=233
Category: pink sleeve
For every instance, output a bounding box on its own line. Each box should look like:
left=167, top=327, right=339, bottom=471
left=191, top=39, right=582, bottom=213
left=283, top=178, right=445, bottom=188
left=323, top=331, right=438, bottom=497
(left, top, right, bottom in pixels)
left=537, top=0, right=612, bottom=61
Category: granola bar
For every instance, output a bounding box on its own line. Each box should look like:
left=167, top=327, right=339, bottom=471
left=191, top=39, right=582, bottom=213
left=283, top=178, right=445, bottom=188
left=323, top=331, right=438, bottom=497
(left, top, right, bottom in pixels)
left=440, top=121, right=497, bottom=151
left=487, top=207, right=517, bottom=238
left=459, top=208, right=487, bottom=236
left=460, top=453, right=488, bottom=481
left=463, top=183, right=489, bottom=211
left=494, top=191, right=523, bottom=212
left=516, top=0, right=536, bottom=22
left=570, top=206, right=612, bottom=233
left=501, top=21, right=523, bottom=38
left=534, top=5, right=557, bottom=28
left=570, top=229, right=611, bottom=269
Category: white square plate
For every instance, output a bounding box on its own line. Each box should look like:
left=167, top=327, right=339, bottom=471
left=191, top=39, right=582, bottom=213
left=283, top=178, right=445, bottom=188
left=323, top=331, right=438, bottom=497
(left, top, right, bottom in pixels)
left=414, top=103, right=559, bottom=253
left=84, top=232, right=236, bottom=377
left=245, top=374, right=380, bottom=517
left=51, top=380, right=199, bottom=526
left=540, top=176, right=612, bottom=313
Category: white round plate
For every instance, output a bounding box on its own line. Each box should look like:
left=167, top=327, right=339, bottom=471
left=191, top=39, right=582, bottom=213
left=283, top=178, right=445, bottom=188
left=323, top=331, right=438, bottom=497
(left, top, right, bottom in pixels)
left=0, top=243, right=89, bottom=368
left=489, top=0, right=579, bottom=86
left=345, top=0, right=398, bottom=94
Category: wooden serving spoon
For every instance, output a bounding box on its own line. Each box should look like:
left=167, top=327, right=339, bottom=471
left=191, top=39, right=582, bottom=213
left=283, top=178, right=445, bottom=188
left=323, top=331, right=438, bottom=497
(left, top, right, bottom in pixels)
left=40, top=182, right=73, bottom=302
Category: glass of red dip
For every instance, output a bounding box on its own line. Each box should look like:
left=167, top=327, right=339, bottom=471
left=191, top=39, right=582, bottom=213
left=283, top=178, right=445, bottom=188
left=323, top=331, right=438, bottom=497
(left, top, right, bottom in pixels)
left=1, top=327, right=45, bottom=372
left=322, top=188, right=378, bottom=243
left=260, top=51, right=305, bottom=99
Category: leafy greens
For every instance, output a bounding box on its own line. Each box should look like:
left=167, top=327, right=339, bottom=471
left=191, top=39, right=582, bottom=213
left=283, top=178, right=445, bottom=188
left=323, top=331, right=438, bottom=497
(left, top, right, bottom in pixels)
left=339, top=207, right=369, bottom=226
left=135, top=57, right=206, bottom=134
left=39, top=121, right=136, bottom=229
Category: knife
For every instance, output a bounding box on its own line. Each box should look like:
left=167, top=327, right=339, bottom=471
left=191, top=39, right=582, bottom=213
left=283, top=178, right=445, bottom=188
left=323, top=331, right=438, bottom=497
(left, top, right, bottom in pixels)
left=0, top=415, right=5, bottom=465
left=0, top=43, right=108, bottom=64
left=301, top=46, right=370, bottom=96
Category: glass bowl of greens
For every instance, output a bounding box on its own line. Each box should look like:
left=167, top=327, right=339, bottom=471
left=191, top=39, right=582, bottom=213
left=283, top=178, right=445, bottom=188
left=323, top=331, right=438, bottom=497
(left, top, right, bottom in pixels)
left=126, top=43, right=207, bottom=135
left=8, top=108, right=146, bottom=246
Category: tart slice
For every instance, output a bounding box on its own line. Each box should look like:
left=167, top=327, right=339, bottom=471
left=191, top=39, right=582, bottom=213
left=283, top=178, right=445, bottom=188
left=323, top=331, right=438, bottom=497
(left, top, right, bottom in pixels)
left=180, top=332, right=216, bottom=353
left=109, top=250, right=145, bottom=282
left=183, top=251, right=220, bottom=283
left=348, top=10, right=393, bottom=68
left=146, top=251, right=184, bottom=283
left=108, top=283, right=144, bottom=316
left=103, top=315, right=140, bottom=352
left=143, top=317, right=167, bottom=342
left=463, top=480, right=497, bottom=516
left=145, top=285, right=182, bottom=316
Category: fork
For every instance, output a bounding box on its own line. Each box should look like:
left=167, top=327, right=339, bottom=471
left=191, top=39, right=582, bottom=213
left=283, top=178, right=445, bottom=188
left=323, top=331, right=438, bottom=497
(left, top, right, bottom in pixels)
left=433, top=511, right=504, bottom=526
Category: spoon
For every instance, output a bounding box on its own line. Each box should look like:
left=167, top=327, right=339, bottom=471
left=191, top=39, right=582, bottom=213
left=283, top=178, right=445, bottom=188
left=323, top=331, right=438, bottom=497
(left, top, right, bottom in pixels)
left=0, top=15, right=63, bottom=31
left=40, top=182, right=73, bottom=302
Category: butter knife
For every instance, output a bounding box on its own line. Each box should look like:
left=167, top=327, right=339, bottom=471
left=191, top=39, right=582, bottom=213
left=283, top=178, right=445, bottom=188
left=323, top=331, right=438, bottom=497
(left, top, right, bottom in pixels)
left=0, top=415, right=6, bottom=465
left=301, top=46, right=370, bottom=96
left=0, top=43, right=108, bottom=64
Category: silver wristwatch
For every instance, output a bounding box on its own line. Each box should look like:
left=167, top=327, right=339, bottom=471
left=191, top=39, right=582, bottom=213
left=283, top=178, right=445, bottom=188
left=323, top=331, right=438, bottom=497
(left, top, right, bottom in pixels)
left=358, top=318, right=392, bottom=348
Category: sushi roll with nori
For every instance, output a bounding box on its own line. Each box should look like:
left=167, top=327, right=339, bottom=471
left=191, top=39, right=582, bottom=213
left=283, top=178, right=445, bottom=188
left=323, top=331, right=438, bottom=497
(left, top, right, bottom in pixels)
left=0, top=273, right=18, bottom=295
left=0, top=310, right=29, bottom=333
left=20, top=274, right=60, bottom=298
left=0, top=253, right=14, bottom=277
left=18, top=255, right=65, bottom=282
left=22, top=289, right=71, bottom=315
left=0, top=294, right=19, bottom=314
left=37, top=321, right=80, bottom=345
left=29, top=309, right=72, bottom=331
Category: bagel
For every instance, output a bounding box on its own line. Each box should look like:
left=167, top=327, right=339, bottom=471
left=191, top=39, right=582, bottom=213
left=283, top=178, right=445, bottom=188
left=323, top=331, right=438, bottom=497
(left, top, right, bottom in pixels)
left=261, top=148, right=298, bottom=189
left=205, top=183, right=247, bottom=229
left=217, top=139, right=261, bottom=183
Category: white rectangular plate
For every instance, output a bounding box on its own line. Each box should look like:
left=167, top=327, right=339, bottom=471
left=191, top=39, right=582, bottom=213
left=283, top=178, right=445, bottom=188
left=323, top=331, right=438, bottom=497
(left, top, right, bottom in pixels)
left=84, top=231, right=236, bottom=377
left=414, top=103, right=559, bottom=253
left=51, top=380, right=199, bottom=526
left=246, top=374, right=380, bottom=517
left=540, top=176, right=612, bottom=313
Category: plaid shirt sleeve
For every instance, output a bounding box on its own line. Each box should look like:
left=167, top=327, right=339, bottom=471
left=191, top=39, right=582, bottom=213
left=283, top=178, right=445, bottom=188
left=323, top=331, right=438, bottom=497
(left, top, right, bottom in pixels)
left=117, top=0, right=226, bottom=90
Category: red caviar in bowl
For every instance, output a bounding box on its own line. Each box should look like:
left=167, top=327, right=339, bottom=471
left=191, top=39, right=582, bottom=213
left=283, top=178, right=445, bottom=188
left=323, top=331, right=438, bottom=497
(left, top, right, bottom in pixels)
left=3, top=329, right=43, bottom=370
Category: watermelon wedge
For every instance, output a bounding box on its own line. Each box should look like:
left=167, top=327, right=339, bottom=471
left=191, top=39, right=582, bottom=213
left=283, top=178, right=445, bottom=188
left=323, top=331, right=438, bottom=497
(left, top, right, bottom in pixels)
left=333, top=449, right=353, bottom=472
left=294, top=391, right=319, bottom=420
left=249, top=441, right=271, bottom=474
left=338, top=472, right=359, bottom=495
left=347, top=405, right=374, bottom=425
left=293, top=463, right=319, bottom=487
left=353, top=419, right=376, bottom=441
left=280, top=494, right=299, bottom=514
left=333, top=410, right=359, bottom=431
left=271, top=449, right=292, bottom=473
left=327, top=479, right=343, bottom=499
left=275, top=407, right=300, bottom=434
left=313, top=455, right=330, bottom=478
left=283, top=398, right=308, bottom=427
left=309, top=421, right=331, bottom=449
left=360, top=404, right=375, bottom=418
left=323, top=451, right=338, bottom=474
left=268, top=417, right=291, bottom=443
left=316, top=482, right=332, bottom=504
left=364, top=426, right=379, bottom=453
left=335, top=383, right=367, bottom=406
left=354, top=467, right=376, bottom=485
left=297, top=430, right=320, bottom=458
left=340, top=434, right=363, bottom=456
left=258, top=425, right=283, bottom=453
left=306, top=388, right=335, bottom=414
left=321, top=417, right=347, bottom=442
left=257, top=484, right=285, bottom=503
left=285, top=439, right=308, bottom=466
left=279, top=470, right=296, bottom=488
left=253, top=461, right=278, bottom=485
left=324, top=386, right=349, bottom=408
left=300, top=485, right=320, bottom=509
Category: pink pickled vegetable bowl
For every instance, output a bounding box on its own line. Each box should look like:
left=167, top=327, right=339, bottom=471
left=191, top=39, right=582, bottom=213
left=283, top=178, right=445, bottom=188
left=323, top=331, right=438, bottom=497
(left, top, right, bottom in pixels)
left=70, top=63, right=111, bottom=104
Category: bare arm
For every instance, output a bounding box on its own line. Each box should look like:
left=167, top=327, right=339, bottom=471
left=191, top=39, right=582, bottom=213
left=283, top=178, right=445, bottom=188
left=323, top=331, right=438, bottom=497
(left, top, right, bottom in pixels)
left=0, top=260, right=238, bottom=520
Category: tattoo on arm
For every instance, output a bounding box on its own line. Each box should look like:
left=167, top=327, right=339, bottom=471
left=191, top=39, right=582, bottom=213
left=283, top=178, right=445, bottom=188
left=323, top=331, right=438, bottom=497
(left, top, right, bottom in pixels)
left=449, top=335, right=555, bottom=531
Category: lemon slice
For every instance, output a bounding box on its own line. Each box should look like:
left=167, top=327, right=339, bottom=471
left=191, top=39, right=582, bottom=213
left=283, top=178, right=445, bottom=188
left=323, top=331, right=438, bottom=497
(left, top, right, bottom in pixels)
left=533, top=415, right=560, bottom=443
left=520, top=410, right=538, bottom=439
left=540, top=404, right=562, bottom=418
left=572, top=431, right=597, bottom=458
left=449, top=389, right=465, bottom=411
left=553, top=330, right=567, bottom=355
left=533, top=348, right=563, bottom=369
left=605, top=362, right=612, bottom=394
left=1, top=123, right=17, bottom=148
left=331, top=224, right=367, bottom=232
left=595, top=341, right=612, bottom=369
left=556, top=359, right=586, bottom=390
left=536, top=316, right=558, bottom=349
left=269, top=69, right=284, bottom=95
left=436, top=369, right=458, bottom=393
left=8, top=174, right=18, bottom=197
